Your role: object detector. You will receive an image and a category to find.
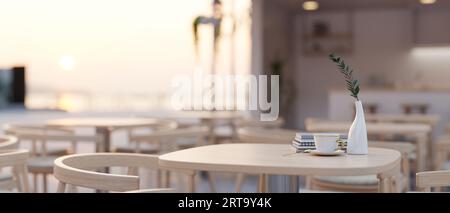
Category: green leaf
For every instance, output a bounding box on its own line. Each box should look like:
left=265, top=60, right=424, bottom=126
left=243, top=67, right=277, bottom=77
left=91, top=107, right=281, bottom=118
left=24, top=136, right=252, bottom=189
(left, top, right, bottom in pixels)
left=328, top=54, right=360, bottom=100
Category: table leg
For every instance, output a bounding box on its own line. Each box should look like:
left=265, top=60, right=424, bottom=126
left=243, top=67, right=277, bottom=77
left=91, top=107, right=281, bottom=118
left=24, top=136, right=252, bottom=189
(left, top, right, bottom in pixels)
left=378, top=176, right=390, bottom=193
left=95, top=127, right=111, bottom=193
left=378, top=162, right=401, bottom=193
left=202, top=119, right=215, bottom=145
left=96, top=127, right=111, bottom=152
left=187, top=172, right=196, bottom=193
left=416, top=134, right=427, bottom=172
left=258, top=174, right=266, bottom=193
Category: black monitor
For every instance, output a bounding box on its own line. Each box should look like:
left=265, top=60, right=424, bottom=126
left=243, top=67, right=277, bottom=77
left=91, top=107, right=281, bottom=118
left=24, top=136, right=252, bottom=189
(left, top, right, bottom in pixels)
left=0, top=66, right=26, bottom=108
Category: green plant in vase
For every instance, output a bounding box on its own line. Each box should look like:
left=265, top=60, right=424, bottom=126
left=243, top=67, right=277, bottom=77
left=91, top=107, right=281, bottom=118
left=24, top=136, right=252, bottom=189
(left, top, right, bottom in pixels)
left=328, top=54, right=368, bottom=155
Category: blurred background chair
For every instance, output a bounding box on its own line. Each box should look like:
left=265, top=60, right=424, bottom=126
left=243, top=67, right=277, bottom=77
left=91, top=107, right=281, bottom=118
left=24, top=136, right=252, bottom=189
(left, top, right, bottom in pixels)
left=0, top=135, right=22, bottom=191
left=4, top=124, right=101, bottom=193
left=308, top=141, right=414, bottom=192
left=113, top=119, right=178, bottom=154
left=0, top=149, right=30, bottom=192
left=416, top=170, right=450, bottom=192
left=129, top=125, right=209, bottom=190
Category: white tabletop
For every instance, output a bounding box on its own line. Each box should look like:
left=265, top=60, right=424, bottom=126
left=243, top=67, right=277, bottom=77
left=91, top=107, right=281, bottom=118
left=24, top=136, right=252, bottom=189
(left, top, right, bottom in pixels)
left=159, top=144, right=401, bottom=177
left=46, top=117, right=160, bottom=129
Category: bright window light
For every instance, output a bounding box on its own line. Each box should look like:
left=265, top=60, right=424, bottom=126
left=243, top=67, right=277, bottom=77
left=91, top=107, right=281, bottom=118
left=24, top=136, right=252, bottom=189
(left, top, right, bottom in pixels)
left=411, top=46, right=450, bottom=57
left=303, top=1, right=319, bottom=11
left=420, top=0, right=436, bottom=4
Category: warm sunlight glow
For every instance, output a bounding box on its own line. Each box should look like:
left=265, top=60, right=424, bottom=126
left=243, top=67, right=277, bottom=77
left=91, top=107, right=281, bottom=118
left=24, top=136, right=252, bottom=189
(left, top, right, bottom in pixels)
left=303, top=1, right=319, bottom=11
left=0, top=0, right=252, bottom=111
left=420, top=0, right=436, bottom=4
left=56, top=93, right=86, bottom=111
left=59, top=56, right=75, bottom=71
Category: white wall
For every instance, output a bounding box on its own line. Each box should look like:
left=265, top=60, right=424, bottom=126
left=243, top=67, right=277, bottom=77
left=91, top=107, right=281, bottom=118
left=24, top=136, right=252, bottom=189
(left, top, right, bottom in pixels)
left=292, top=8, right=450, bottom=129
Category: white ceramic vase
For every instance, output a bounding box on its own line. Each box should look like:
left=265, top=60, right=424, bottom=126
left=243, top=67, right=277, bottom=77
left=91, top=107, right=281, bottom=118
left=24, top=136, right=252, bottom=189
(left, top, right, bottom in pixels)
left=347, top=100, right=368, bottom=155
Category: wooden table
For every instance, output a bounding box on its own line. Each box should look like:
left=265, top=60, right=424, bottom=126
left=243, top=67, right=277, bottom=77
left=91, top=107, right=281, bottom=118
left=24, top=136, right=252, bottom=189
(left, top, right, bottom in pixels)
left=365, top=114, right=439, bottom=169
left=168, top=111, right=243, bottom=144
left=305, top=121, right=431, bottom=171
left=159, top=144, right=401, bottom=193
left=365, top=114, right=440, bottom=125
left=46, top=117, right=160, bottom=152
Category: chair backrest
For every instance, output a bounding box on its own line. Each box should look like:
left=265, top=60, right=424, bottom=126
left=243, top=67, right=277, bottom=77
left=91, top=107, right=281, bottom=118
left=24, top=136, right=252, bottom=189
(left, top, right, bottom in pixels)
left=0, top=135, right=19, bottom=150
left=369, top=141, right=415, bottom=191
left=131, top=126, right=209, bottom=142
left=416, top=170, right=450, bottom=192
left=0, top=149, right=30, bottom=192
left=237, top=127, right=296, bottom=144
left=54, top=153, right=163, bottom=192
left=3, top=124, right=102, bottom=156
left=234, top=117, right=285, bottom=129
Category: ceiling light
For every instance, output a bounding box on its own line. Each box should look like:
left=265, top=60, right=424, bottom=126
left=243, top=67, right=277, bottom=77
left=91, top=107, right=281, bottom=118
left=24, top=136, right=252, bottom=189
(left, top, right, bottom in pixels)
left=303, top=1, right=319, bottom=11
left=420, top=0, right=436, bottom=4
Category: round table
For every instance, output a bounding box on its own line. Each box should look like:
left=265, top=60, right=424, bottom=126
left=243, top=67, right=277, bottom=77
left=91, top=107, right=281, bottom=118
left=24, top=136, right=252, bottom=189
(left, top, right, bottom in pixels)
left=46, top=117, right=160, bottom=152
left=159, top=144, right=402, bottom=193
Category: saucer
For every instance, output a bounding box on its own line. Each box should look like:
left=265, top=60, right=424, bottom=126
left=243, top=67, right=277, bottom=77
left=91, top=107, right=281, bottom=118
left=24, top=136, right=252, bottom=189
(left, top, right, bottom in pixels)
left=310, top=150, right=345, bottom=156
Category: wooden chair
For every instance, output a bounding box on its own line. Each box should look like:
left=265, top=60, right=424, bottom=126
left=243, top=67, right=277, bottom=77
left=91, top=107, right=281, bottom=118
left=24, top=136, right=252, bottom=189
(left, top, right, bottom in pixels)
left=4, top=124, right=101, bottom=193
left=433, top=135, right=450, bottom=170
left=237, top=126, right=295, bottom=144
left=0, top=135, right=21, bottom=191
left=4, top=124, right=76, bottom=156
left=0, top=135, right=19, bottom=150
left=0, top=149, right=30, bottom=192
left=234, top=117, right=285, bottom=129
left=53, top=152, right=175, bottom=193
left=309, top=141, right=415, bottom=192
left=129, top=125, right=209, bottom=152
left=416, top=170, right=450, bottom=192
left=130, top=125, right=209, bottom=190
left=113, top=120, right=178, bottom=154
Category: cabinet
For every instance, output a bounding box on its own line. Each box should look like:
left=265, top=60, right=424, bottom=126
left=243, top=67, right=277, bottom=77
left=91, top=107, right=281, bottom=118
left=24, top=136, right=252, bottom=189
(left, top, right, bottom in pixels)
left=414, top=8, right=450, bottom=46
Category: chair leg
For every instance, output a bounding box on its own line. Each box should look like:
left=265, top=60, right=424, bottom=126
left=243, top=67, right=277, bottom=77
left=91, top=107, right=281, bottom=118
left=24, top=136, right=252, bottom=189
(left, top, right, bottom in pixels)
left=11, top=166, right=22, bottom=192
left=156, top=170, right=162, bottom=188
left=164, top=171, right=171, bottom=188
left=43, top=175, right=48, bottom=193
left=207, top=172, right=216, bottom=193
left=234, top=173, right=246, bottom=192
left=258, top=174, right=266, bottom=193
left=68, top=184, right=78, bottom=193
left=20, top=165, right=30, bottom=193
left=57, top=182, right=66, bottom=193
left=33, top=174, right=38, bottom=193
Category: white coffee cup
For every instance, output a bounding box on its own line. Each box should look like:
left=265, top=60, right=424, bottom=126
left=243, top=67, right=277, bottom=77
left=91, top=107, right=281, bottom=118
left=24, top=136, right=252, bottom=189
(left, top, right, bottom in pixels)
left=314, top=133, right=339, bottom=153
